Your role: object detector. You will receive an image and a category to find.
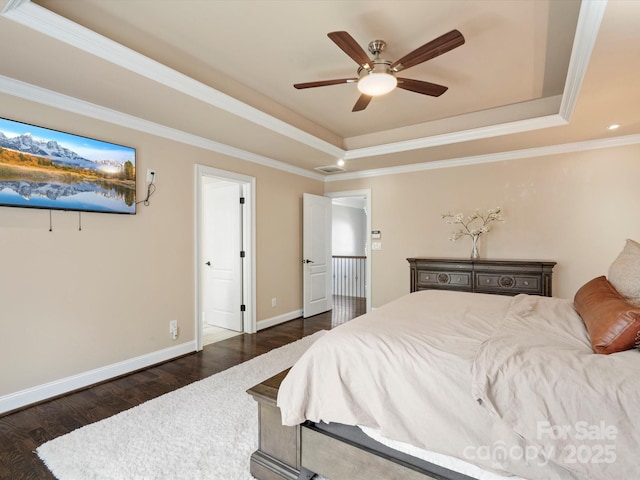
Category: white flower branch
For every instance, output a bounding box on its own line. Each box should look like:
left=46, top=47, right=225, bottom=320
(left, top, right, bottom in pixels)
left=441, top=207, right=504, bottom=241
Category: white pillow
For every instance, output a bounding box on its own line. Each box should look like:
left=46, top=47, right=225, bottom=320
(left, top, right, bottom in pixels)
left=608, top=239, right=640, bottom=306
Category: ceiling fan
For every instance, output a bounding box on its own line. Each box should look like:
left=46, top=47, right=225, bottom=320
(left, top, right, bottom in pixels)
left=294, top=30, right=465, bottom=112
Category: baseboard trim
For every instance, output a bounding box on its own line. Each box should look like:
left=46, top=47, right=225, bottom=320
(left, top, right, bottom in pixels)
left=0, top=341, right=196, bottom=415
left=257, top=309, right=303, bottom=331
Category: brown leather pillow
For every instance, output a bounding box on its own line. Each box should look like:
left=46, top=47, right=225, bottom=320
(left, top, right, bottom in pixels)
left=574, top=276, right=640, bottom=354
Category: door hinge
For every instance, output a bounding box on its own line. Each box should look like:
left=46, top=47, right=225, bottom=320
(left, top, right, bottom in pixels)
left=240, top=250, right=245, bottom=258
left=239, top=196, right=245, bottom=204
left=240, top=304, right=246, bottom=312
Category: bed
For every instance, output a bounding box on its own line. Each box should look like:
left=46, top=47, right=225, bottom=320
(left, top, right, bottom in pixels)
left=249, top=274, right=640, bottom=480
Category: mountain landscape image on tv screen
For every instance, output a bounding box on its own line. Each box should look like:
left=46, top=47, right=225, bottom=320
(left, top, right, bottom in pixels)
left=0, top=117, right=136, bottom=214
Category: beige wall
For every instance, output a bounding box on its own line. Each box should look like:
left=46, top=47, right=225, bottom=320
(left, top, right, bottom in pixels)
left=326, top=145, right=640, bottom=306
left=0, top=94, right=322, bottom=397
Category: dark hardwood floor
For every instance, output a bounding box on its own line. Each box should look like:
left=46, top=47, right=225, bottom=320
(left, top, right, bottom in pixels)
left=0, top=297, right=365, bottom=480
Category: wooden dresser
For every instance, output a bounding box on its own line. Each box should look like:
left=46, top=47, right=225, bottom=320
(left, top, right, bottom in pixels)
left=407, top=258, right=556, bottom=297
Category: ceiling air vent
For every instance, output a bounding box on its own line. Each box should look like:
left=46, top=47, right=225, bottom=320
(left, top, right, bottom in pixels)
left=315, top=165, right=346, bottom=174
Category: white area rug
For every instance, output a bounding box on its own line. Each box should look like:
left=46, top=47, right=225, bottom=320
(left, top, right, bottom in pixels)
left=37, top=331, right=326, bottom=480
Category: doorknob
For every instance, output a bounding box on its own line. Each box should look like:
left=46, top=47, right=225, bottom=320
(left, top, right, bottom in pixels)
left=302, top=259, right=314, bottom=264
left=205, top=261, right=211, bottom=266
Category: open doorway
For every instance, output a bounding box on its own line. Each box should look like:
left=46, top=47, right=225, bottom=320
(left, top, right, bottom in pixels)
left=326, top=190, right=372, bottom=321
left=195, top=165, right=256, bottom=350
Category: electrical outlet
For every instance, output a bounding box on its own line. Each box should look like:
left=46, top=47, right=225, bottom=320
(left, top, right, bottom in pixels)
left=169, top=320, right=178, bottom=340
left=271, top=297, right=277, bottom=307
left=146, top=169, right=156, bottom=183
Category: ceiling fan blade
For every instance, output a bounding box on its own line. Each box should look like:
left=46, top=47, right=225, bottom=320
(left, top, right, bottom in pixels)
left=397, top=78, right=448, bottom=96
left=390, top=29, right=465, bottom=72
left=352, top=94, right=372, bottom=112
left=328, top=31, right=372, bottom=69
left=294, top=78, right=357, bottom=89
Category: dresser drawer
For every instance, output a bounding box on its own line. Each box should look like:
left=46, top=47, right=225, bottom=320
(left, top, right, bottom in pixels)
left=417, top=270, right=471, bottom=289
left=475, top=273, right=540, bottom=293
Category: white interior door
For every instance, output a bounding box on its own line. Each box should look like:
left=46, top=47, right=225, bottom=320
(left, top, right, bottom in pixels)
left=303, top=193, right=332, bottom=317
left=202, top=180, right=243, bottom=331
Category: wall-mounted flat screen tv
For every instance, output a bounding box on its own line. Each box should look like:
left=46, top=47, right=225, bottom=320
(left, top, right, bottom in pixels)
left=0, top=117, right=136, bottom=214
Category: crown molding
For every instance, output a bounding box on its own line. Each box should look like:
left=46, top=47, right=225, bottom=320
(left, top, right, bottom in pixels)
left=326, top=133, right=640, bottom=182
left=0, top=75, right=324, bottom=181
left=344, top=114, right=567, bottom=160
left=1, top=0, right=606, bottom=164
left=0, top=0, right=345, bottom=160
left=559, top=0, right=608, bottom=120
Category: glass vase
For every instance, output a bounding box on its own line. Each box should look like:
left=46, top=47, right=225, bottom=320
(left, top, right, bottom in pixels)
left=471, top=235, right=480, bottom=259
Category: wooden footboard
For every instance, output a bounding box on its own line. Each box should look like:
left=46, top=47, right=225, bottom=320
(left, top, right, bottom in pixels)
left=247, top=370, right=473, bottom=480
left=246, top=370, right=306, bottom=480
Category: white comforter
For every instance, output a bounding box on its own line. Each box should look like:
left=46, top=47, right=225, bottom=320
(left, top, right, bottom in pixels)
left=473, top=292, right=640, bottom=480
left=277, top=290, right=640, bottom=480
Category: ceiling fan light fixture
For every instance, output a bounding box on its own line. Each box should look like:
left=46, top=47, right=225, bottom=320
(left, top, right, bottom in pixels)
left=357, top=62, right=397, bottom=96
left=298, top=30, right=465, bottom=111
left=357, top=72, right=397, bottom=96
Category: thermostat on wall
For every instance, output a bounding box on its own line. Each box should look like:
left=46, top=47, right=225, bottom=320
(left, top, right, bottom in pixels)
left=371, top=230, right=381, bottom=239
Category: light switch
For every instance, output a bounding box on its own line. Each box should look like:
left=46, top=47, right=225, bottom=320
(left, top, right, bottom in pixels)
left=372, top=242, right=382, bottom=251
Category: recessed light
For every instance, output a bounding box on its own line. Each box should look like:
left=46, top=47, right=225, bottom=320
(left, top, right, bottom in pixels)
left=337, top=159, right=345, bottom=167
left=608, top=124, right=620, bottom=130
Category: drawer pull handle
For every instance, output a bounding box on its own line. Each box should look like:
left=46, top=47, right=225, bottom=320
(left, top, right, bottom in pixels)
left=437, top=273, right=450, bottom=284
left=499, top=276, right=515, bottom=288
left=426, top=275, right=430, bottom=280
left=524, top=281, right=529, bottom=286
